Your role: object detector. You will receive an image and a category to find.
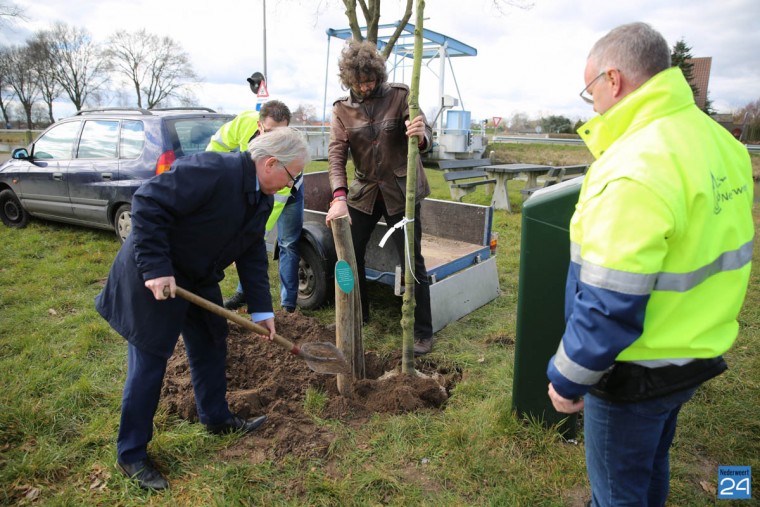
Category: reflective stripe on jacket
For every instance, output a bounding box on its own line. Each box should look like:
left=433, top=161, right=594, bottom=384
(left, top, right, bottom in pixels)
left=206, top=109, right=293, bottom=231
left=547, top=67, right=754, bottom=399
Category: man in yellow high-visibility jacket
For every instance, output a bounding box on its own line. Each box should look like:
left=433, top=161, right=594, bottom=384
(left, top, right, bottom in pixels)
left=206, top=100, right=303, bottom=313
left=546, top=22, right=753, bottom=506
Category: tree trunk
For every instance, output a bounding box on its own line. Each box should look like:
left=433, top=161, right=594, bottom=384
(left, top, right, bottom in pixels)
left=401, top=0, right=424, bottom=375
left=23, top=104, right=33, bottom=130
left=134, top=79, right=142, bottom=108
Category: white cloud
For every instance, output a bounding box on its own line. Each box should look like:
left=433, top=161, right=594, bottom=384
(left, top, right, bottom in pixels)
left=3, top=0, right=759, bottom=122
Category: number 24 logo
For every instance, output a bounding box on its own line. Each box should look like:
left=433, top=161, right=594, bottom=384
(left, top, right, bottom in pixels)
left=719, top=477, right=750, bottom=497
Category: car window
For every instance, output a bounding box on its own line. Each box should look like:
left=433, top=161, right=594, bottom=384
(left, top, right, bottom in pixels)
left=33, top=121, right=81, bottom=159
left=120, top=120, right=145, bottom=159
left=77, top=120, right=119, bottom=159
left=166, top=118, right=230, bottom=157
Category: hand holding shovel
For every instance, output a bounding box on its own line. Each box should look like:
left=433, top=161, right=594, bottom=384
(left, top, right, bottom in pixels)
left=165, top=286, right=350, bottom=375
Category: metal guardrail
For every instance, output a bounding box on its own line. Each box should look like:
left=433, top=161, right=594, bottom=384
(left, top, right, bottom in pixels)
left=492, top=136, right=583, bottom=145
left=493, top=136, right=760, bottom=153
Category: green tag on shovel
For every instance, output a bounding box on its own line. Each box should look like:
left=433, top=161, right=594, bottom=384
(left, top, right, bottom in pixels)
left=335, top=260, right=355, bottom=293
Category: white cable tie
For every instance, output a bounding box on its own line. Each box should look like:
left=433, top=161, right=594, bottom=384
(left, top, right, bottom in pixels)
left=377, top=216, right=419, bottom=284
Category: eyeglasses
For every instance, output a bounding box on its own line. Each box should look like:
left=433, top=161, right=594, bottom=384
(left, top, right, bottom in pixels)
left=278, top=161, right=300, bottom=184
left=579, top=71, right=607, bottom=104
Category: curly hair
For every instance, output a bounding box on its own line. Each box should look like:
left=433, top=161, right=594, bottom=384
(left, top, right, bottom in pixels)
left=337, top=39, right=388, bottom=90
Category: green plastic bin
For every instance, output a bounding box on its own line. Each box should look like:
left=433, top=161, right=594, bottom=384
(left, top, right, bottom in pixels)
left=512, top=177, right=583, bottom=438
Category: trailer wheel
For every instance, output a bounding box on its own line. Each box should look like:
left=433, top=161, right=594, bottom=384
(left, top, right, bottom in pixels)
left=0, top=189, right=30, bottom=228
left=297, top=241, right=329, bottom=310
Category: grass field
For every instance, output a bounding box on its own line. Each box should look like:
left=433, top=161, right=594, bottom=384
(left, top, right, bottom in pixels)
left=0, top=143, right=758, bottom=506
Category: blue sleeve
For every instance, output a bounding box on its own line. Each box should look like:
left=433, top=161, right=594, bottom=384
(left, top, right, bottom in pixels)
left=547, top=263, right=649, bottom=399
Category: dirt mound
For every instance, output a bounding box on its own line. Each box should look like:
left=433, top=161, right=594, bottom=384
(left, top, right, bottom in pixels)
left=160, top=310, right=461, bottom=461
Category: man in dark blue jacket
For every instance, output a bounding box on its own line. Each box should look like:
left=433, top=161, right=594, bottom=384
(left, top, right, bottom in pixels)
left=96, top=127, right=309, bottom=490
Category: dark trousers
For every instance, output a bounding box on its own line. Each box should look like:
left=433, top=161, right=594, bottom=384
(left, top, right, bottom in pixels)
left=117, top=306, right=232, bottom=464
left=348, top=200, right=433, bottom=339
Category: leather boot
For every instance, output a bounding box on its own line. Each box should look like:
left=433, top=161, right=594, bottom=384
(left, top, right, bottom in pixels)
left=117, top=458, right=169, bottom=490
left=413, top=337, right=433, bottom=356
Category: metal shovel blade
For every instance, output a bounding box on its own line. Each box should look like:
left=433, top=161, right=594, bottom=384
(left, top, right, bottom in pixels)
left=171, top=286, right=350, bottom=375
left=298, top=342, right=352, bottom=374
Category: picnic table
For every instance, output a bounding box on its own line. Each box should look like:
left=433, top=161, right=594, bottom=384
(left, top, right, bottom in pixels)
left=481, top=163, right=553, bottom=212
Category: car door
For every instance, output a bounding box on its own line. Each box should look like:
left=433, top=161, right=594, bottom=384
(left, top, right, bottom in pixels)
left=69, top=119, right=120, bottom=225
left=21, top=120, right=81, bottom=219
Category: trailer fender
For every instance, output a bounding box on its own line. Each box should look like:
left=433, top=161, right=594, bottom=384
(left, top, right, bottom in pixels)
left=296, top=221, right=337, bottom=310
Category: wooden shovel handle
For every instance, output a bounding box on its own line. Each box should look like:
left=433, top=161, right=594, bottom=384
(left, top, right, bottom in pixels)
left=170, top=286, right=299, bottom=355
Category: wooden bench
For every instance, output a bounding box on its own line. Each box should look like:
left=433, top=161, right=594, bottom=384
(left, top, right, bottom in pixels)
left=520, top=164, right=588, bottom=199
left=435, top=158, right=496, bottom=201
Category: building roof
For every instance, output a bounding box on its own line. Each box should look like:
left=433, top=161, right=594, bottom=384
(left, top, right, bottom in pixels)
left=687, top=57, right=712, bottom=109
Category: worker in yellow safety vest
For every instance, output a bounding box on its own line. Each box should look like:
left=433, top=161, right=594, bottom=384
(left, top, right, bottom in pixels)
left=206, top=100, right=304, bottom=313
left=546, top=22, right=753, bottom=506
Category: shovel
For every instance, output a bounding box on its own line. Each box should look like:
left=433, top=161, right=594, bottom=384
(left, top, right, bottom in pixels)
left=167, top=286, right=350, bottom=375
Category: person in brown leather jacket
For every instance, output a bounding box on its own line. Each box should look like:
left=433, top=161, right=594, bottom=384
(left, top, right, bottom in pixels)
left=325, top=39, right=434, bottom=355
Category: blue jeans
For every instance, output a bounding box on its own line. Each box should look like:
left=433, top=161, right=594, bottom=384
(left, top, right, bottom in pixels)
left=235, top=184, right=304, bottom=309
left=584, top=386, right=697, bottom=507
left=275, top=186, right=304, bottom=308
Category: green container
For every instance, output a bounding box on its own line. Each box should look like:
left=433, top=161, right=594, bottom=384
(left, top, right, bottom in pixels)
left=512, top=178, right=583, bottom=438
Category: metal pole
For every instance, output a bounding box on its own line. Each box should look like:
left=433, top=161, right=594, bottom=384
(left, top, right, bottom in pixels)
left=437, top=42, right=447, bottom=134
left=263, top=0, right=268, bottom=83
left=322, top=34, right=331, bottom=134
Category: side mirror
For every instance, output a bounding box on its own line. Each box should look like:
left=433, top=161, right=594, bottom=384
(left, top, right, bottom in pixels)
left=12, top=147, right=29, bottom=160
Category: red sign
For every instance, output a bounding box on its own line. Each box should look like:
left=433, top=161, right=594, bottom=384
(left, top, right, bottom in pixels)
left=257, top=80, right=269, bottom=98
left=492, top=116, right=502, bottom=127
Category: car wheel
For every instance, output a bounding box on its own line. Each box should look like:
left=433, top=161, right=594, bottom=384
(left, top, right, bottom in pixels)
left=297, top=240, right=329, bottom=310
left=113, top=204, right=132, bottom=243
left=0, top=189, right=30, bottom=228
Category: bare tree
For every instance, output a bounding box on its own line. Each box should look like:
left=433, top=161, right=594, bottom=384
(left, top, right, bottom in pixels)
left=41, top=22, right=110, bottom=111
left=0, top=1, right=25, bottom=29
left=291, top=103, right=317, bottom=124
left=105, top=29, right=150, bottom=108
left=338, top=0, right=532, bottom=57
left=5, top=45, right=39, bottom=128
left=142, top=35, right=198, bottom=108
left=105, top=30, right=199, bottom=109
left=28, top=33, right=62, bottom=123
left=0, top=47, right=16, bottom=126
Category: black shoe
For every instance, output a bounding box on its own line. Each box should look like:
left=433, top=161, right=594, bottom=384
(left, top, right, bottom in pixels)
left=283, top=305, right=296, bottom=314
left=206, top=414, right=267, bottom=435
left=413, top=337, right=433, bottom=356
left=223, top=291, right=246, bottom=310
left=116, top=458, right=169, bottom=490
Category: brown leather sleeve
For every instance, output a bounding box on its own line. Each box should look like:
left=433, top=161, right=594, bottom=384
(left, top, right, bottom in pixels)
left=328, top=105, right=349, bottom=194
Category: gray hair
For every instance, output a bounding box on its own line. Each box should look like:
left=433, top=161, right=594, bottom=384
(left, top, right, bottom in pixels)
left=248, top=126, right=310, bottom=166
left=588, top=22, right=671, bottom=87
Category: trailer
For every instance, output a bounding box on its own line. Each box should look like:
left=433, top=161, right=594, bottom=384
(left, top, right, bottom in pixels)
left=269, top=171, right=500, bottom=333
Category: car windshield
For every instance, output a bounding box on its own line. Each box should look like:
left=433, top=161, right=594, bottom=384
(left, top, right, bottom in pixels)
left=167, top=118, right=231, bottom=158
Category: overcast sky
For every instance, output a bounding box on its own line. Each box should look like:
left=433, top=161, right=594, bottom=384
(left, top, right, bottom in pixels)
left=3, top=0, right=759, bottom=124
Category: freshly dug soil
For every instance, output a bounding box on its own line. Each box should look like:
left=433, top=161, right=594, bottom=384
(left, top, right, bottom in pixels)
left=160, top=310, right=461, bottom=461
